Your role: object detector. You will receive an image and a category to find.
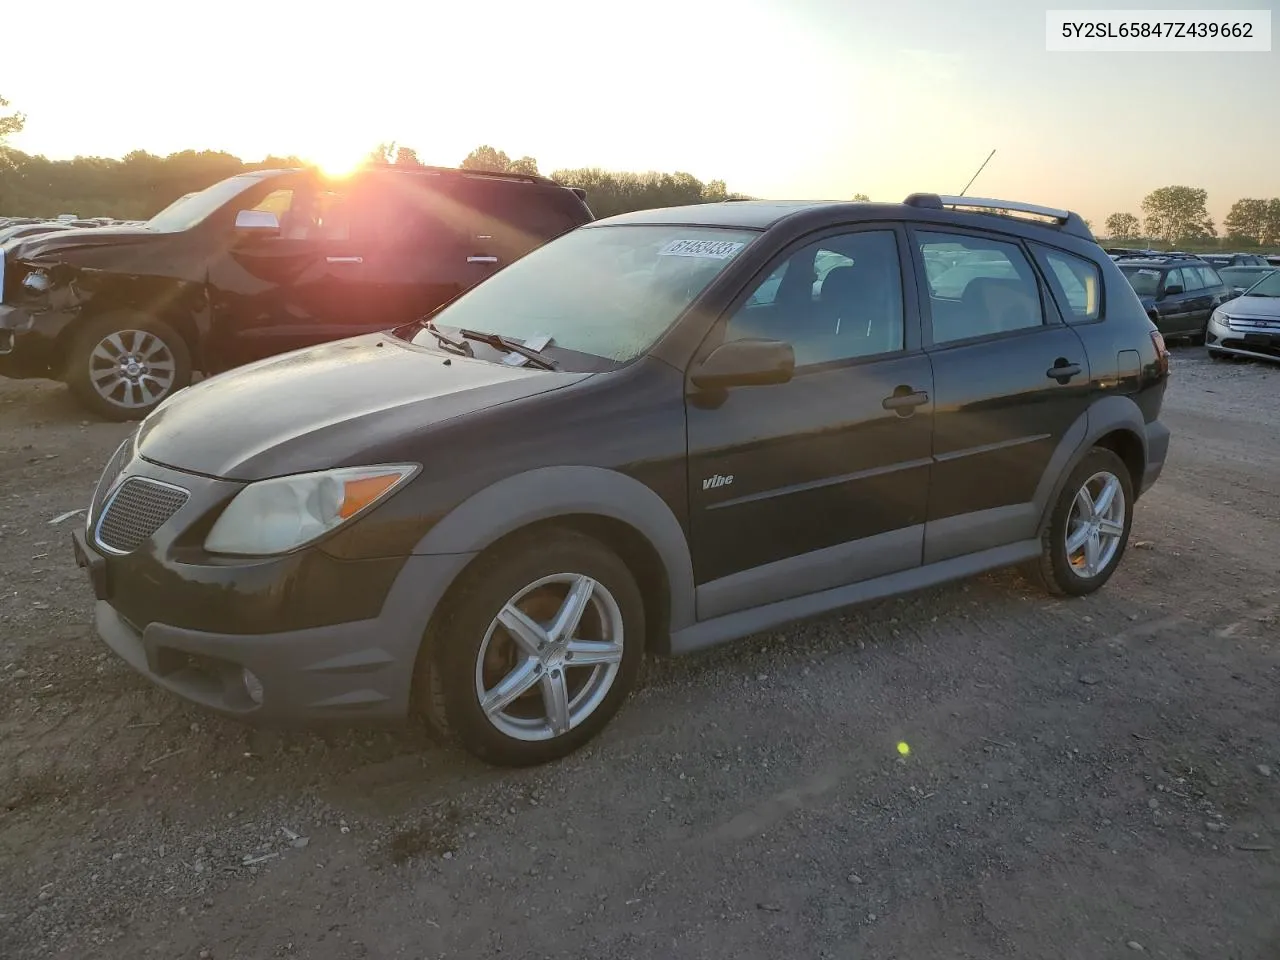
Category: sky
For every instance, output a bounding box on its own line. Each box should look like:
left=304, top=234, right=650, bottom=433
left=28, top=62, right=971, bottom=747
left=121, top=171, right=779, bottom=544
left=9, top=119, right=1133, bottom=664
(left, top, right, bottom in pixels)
left=4, top=0, right=1278, bottom=227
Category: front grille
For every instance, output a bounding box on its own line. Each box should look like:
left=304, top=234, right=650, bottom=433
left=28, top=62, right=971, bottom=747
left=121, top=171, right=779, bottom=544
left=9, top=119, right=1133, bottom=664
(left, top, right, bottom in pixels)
left=89, top=437, right=136, bottom=523
left=95, top=477, right=189, bottom=554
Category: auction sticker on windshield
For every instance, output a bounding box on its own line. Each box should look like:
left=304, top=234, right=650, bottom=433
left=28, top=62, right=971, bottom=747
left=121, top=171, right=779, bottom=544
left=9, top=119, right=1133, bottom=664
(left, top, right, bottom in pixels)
left=658, top=238, right=745, bottom=259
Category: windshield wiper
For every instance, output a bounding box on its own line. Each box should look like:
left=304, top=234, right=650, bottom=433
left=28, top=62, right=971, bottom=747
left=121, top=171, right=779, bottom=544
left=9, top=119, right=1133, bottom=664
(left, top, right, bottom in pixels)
left=457, top=328, right=558, bottom=370
left=421, top=319, right=473, bottom=357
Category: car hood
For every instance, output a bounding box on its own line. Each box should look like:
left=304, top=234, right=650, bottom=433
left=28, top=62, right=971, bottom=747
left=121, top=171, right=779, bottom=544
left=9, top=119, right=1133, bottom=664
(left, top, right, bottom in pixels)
left=136, top=333, right=590, bottom=481
left=1223, top=295, right=1280, bottom=319
left=8, top=224, right=160, bottom=263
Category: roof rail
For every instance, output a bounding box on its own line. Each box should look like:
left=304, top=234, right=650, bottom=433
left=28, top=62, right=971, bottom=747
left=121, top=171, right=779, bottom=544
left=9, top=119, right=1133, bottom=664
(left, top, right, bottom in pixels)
left=367, top=163, right=559, bottom=187
left=903, top=192, right=1094, bottom=240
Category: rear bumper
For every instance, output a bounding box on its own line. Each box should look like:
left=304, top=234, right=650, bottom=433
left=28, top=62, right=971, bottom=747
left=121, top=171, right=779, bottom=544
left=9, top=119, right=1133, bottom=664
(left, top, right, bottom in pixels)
left=73, top=525, right=477, bottom=722
left=1141, top=420, right=1170, bottom=495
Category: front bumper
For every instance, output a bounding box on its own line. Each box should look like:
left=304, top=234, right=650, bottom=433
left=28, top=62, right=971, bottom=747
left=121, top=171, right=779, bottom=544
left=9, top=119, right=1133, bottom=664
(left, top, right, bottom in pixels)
left=74, top=525, right=475, bottom=721
left=1207, top=314, right=1280, bottom=363
left=0, top=302, right=74, bottom=378
left=71, top=453, right=478, bottom=722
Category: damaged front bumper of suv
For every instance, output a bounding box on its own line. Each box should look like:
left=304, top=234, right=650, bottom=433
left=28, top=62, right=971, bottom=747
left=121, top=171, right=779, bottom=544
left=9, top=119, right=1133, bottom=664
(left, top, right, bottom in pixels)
left=0, top=259, right=85, bottom=378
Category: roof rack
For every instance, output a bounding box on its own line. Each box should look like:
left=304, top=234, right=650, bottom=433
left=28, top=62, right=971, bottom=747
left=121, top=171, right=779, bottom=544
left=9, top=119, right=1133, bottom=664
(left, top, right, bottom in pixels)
left=1115, top=252, right=1203, bottom=262
left=903, top=192, right=1093, bottom=240
left=362, top=162, right=560, bottom=187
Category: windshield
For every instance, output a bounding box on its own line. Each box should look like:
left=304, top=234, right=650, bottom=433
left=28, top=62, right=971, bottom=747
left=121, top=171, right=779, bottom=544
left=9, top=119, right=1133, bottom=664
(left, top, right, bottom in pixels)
left=410, top=224, right=758, bottom=365
left=1243, top=270, right=1280, bottom=298
left=145, top=175, right=268, bottom=233
left=1120, top=265, right=1162, bottom=297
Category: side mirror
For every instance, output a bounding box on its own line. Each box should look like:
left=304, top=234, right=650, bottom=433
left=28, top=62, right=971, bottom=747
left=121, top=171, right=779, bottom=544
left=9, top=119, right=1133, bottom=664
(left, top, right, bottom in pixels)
left=1162, top=284, right=1183, bottom=297
left=234, top=209, right=279, bottom=234
left=690, top=338, right=795, bottom=390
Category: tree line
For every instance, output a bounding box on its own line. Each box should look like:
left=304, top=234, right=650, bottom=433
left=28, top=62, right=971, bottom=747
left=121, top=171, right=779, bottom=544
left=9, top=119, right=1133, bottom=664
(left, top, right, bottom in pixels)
left=1104, top=186, right=1280, bottom=247
left=0, top=98, right=751, bottom=221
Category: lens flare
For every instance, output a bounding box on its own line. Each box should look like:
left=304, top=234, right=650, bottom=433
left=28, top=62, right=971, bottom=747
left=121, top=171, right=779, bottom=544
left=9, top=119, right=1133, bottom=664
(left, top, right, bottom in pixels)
left=897, top=741, right=911, bottom=757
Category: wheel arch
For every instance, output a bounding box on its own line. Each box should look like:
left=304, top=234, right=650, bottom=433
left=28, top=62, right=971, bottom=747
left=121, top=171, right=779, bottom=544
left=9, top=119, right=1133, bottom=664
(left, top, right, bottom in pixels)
left=54, top=280, right=207, bottom=372
left=1034, top=395, right=1149, bottom=533
left=411, top=466, right=695, bottom=657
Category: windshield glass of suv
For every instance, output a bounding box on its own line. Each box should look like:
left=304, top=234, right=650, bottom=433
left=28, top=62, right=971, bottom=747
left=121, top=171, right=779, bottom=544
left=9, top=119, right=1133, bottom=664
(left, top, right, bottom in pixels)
left=146, top=175, right=267, bottom=233
left=1120, top=265, right=1163, bottom=297
left=1244, top=271, right=1280, bottom=297
left=412, top=224, right=758, bottom=364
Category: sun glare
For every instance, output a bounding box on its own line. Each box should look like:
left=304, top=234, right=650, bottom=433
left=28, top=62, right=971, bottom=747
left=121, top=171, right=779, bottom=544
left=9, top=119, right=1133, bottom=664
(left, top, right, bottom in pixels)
left=308, top=146, right=368, bottom=179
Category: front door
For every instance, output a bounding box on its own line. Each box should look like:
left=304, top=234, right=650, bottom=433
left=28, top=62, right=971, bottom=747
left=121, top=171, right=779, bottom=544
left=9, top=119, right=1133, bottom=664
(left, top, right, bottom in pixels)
left=685, top=225, right=934, bottom=620
left=207, top=178, right=368, bottom=370
left=909, top=226, right=1094, bottom=564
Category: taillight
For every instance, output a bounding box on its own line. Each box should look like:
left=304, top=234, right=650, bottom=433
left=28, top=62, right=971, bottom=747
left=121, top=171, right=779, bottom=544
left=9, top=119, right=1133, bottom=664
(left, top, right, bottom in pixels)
left=1150, top=330, right=1169, bottom=376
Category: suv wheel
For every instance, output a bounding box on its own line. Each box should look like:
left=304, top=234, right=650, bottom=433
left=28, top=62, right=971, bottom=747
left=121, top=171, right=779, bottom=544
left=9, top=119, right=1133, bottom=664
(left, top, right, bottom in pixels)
left=1028, top=447, right=1134, bottom=597
left=423, top=529, right=644, bottom=766
left=66, top=312, right=191, bottom=421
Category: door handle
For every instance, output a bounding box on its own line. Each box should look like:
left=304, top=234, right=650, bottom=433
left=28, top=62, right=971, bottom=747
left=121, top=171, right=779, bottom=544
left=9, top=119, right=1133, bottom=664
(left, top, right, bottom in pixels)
left=881, top=386, right=930, bottom=414
left=467, top=255, right=499, bottom=264
left=326, top=256, right=363, bottom=264
left=1046, top=359, right=1082, bottom=383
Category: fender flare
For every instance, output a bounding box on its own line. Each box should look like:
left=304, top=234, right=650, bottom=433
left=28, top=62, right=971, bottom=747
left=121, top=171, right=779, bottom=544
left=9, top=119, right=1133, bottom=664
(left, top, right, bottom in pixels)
left=411, top=465, right=697, bottom=632
left=1033, top=394, right=1148, bottom=532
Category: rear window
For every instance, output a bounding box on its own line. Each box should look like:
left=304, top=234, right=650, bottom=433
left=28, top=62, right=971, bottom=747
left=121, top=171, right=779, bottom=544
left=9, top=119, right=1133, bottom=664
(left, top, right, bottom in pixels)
left=1032, top=245, right=1101, bottom=322
left=1119, top=265, right=1162, bottom=297
left=449, top=179, right=590, bottom=253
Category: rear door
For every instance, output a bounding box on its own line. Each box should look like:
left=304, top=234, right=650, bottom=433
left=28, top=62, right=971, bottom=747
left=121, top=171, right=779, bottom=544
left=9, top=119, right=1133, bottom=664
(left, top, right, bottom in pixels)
left=910, top=226, right=1093, bottom=564
left=347, top=175, right=476, bottom=328
left=207, top=175, right=368, bottom=370
left=1154, top=267, right=1194, bottom=334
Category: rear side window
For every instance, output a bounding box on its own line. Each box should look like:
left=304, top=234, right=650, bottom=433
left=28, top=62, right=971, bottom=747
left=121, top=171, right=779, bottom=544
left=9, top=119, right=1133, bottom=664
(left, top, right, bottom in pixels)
left=1182, top=267, right=1205, bottom=292
left=1162, top=268, right=1186, bottom=294
left=451, top=180, right=587, bottom=254
left=917, top=231, right=1044, bottom=344
left=1197, top=265, right=1222, bottom=288
left=1032, top=245, right=1101, bottom=323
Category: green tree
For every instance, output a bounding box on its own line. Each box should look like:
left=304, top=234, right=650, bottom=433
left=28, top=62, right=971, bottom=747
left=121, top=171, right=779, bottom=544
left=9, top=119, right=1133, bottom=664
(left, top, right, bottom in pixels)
left=393, top=146, right=422, bottom=166
left=0, top=95, right=23, bottom=143
left=1266, top=199, right=1280, bottom=247
left=1105, top=212, right=1141, bottom=240
left=852, top=193, right=870, bottom=201
left=1223, top=198, right=1270, bottom=244
left=1141, top=186, right=1215, bottom=243
left=461, top=145, right=511, bottom=172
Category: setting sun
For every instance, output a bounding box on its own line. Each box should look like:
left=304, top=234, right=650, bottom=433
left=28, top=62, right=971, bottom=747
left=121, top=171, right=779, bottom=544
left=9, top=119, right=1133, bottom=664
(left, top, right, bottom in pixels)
left=307, top=144, right=369, bottom=178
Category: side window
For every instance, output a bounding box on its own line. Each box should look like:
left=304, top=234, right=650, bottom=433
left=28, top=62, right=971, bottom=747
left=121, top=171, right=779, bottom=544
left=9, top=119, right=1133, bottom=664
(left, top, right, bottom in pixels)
left=1198, top=266, right=1222, bottom=289
left=1032, top=245, right=1101, bottom=323
left=1161, top=268, right=1185, bottom=295
left=1181, top=266, right=1205, bottom=292
left=724, top=230, right=905, bottom=366
left=354, top=182, right=451, bottom=250
left=918, top=231, right=1044, bottom=344
left=263, top=186, right=351, bottom=241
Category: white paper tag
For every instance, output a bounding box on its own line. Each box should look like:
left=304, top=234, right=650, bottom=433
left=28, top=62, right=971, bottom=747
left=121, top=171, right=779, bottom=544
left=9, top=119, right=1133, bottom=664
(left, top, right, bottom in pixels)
left=657, top=238, right=745, bottom=260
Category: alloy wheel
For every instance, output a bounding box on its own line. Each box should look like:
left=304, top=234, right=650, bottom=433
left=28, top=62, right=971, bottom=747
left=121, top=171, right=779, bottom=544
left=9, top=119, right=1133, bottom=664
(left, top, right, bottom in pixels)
left=1064, top=470, right=1127, bottom=579
left=475, top=573, right=625, bottom=742
left=88, top=329, right=177, bottom=410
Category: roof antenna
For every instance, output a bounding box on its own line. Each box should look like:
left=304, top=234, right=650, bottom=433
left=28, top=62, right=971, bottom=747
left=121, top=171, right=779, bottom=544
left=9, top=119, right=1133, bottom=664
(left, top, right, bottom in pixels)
left=958, top=149, right=996, bottom=197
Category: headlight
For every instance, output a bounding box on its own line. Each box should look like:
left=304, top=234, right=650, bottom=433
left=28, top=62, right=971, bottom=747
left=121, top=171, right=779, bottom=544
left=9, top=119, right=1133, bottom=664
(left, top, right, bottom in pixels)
left=1211, top=309, right=1229, bottom=325
left=204, top=464, right=418, bottom=556
left=21, top=269, right=50, bottom=294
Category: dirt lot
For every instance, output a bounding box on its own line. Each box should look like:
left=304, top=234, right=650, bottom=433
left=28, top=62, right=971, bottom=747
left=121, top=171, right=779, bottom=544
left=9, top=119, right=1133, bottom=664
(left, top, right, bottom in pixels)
left=1, top=347, right=1277, bottom=960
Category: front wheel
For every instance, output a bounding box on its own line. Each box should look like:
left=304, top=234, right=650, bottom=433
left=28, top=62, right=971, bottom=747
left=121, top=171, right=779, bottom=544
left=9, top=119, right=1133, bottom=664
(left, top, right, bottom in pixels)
left=1027, top=447, right=1134, bottom=597
left=422, top=528, right=644, bottom=766
left=65, top=312, right=191, bottom=421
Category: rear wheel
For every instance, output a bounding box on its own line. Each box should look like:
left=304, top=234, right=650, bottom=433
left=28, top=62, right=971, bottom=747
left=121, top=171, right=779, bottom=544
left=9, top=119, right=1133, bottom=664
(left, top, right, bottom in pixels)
left=65, top=312, right=191, bottom=421
left=420, top=528, right=644, bottom=766
left=1027, top=447, right=1134, bottom=597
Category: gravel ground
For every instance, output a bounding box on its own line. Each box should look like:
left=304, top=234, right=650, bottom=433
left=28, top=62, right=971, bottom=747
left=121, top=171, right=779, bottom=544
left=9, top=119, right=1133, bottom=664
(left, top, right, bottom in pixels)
left=1, top=347, right=1278, bottom=960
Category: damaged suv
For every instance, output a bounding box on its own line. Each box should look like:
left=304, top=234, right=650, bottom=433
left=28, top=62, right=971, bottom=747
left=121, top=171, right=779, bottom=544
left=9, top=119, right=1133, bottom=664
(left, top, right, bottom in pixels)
left=0, top=165, right=593, bottom=419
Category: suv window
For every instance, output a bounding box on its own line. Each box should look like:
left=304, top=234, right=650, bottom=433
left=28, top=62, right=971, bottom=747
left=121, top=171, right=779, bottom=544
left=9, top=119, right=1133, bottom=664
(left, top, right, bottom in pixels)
left=257, top=185, right=351, bottom=241
left=1033, top=245, right=1100, bottom=322
left=1181, top=265, right=1205, bottom=292
left=1162, top=268, right=1186, bottom=294
left=1197, top=265, right=1222, bottom=288
left=918, top=231, right=1044, bottom=343
left=352, top=179, right=451, bottom=249
left=450, top=179, right=588, bottom=256
left=725, top=230, right=905, bottom=366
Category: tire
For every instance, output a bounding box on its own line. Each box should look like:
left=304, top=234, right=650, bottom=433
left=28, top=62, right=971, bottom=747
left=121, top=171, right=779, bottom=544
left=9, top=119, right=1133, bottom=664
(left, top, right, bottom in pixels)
left=65, top=312, right=192, bottom=421
left=420, top=528, right=645, bottom=766
left=1026, top=447, right=1134, bottom=597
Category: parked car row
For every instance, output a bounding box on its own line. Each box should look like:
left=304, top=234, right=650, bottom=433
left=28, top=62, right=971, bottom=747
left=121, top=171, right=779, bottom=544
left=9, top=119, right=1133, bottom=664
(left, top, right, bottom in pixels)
left=1113, top=251, right=1279, bottom=361
left=1, top=165, right=594, bottom=418
left=68, top=191, right=1172, bottom=765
